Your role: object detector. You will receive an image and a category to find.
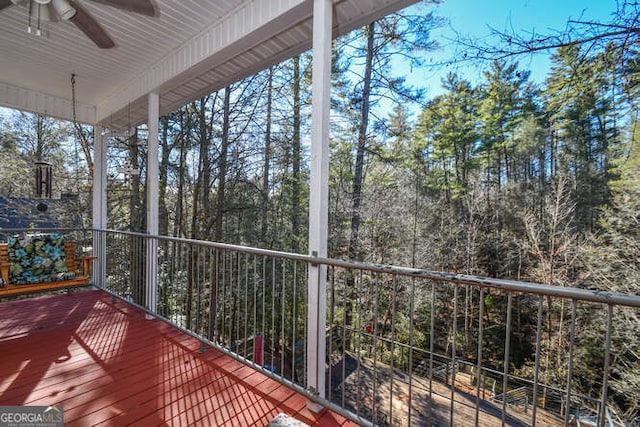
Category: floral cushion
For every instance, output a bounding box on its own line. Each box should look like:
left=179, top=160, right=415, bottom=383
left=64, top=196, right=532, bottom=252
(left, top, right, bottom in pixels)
left=8, top=233, right=76, bottom=285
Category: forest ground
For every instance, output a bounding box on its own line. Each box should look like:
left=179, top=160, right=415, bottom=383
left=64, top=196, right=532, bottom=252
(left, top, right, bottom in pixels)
left=328, top=353, right=564, bottom=426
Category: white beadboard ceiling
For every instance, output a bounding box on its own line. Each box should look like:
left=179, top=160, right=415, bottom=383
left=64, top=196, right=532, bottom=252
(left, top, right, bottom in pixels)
left=0, top=0, right=418, bottom=131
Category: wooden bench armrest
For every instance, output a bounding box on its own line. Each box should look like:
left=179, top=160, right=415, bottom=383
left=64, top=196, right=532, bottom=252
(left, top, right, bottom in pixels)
left=0, top=261, right=9, bottom=285
left=78, top=256, right=97, bottom=276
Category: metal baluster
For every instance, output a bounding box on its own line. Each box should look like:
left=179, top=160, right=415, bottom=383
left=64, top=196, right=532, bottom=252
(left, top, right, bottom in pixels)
left=291, top=260, right=298, bottom=384
left=328, top=267, right=335, bottom=401
left=228, top=251, right=234, bottom=348
left=371, top=270, right=380, bottom=425
left=355, top=269, right=363, bottom=418
left=261, top=257, right=267, bottom=362
left=450, top=283, right=458, bottom=427
left=597, top=304, right=613, bottom=427
left=389, top=275, right=397, bottom=425
left=253, top=255, right=258, bottom=361
left=501, top=293, right=513, bottom=427
left=271, top=256, right=276, bottom=370
left=235, top=251, right=241, bottom=352
left=302, top=260, right=308, bottom=390
left=215, top=248, right=221, bottom=344
left=195, top=245, right=201, bottom=335
left=428, top=280, right=435, bottom=427
left=475, top=288, right=485, bottom=426
left=280, top=259, right=286, bottom=377
left=407, top=276, right=416, bottom=426
left=564, top=299, right=577, bottom=426
left=532, top=295, right=544, bottom=426
left=243, top=252, right=249, bottom=359
left=220, top=250, right=227, bottom=345
left=341, top=270, right=347, bottom=409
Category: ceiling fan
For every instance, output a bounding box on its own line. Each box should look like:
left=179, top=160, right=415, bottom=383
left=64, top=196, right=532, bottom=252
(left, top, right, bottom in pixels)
left=0, top=0, right=158, bottom=49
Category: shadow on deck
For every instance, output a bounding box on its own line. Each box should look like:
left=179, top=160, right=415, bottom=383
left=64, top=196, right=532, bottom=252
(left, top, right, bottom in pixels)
left=0, top=290, right=355, bottom=426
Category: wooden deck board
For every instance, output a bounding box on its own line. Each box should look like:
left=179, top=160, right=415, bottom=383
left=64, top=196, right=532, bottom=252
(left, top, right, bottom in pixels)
left=0, top=290, right=357, bottom=426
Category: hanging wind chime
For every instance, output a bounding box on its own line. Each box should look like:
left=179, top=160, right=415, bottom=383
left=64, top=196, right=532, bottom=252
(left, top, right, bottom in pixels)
left=114, top=102, right=141, bottom=183
left=34, top=160, right=52, bottom=212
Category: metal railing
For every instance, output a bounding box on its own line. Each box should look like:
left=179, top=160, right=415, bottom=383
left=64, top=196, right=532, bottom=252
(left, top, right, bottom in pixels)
left=320, top=260, right=639, bottom=427
left=95, top=230, right=640, bottom=427
left=100, top=230, right=309, bottom=374
left=4, top=228, right=639, bottom=426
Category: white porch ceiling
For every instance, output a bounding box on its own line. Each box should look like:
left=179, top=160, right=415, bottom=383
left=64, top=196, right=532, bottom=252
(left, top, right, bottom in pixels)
left=0, top=0, right=418, bottom=132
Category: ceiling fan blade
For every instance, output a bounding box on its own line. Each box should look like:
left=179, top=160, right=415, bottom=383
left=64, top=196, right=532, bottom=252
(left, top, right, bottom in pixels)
left=68, top=0, right=115, bottom=49
left=0, top=0, right=13, bottom=11
left=89, top=0, right=156, bottom=17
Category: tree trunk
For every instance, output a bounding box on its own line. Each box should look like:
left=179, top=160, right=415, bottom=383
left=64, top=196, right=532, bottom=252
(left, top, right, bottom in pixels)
left=214, top=87, right=231, bottom=243
left=188, top=97, right=212, bottom=330
left=159, top=115, right=170, bottom=236
left=210, top=86, right=231, bottom=342
left=173, top=109, right=189, bottom=238
left=129, top=128, right=145, bottom=303
left=261, top=68, right=273, bottom=245
left=348, top=22, right=375, bottom=261
left=291, top=55, right=302, bottom=252
left=345, top=23, right=375, bottom=349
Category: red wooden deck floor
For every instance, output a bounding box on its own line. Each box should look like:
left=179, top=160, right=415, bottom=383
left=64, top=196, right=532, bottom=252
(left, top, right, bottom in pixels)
left=0, top=290, right=357, bottom=426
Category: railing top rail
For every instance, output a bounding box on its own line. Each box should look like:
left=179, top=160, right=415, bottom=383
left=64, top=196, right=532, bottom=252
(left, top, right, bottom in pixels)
left=92, top=228, right=640, bottom=308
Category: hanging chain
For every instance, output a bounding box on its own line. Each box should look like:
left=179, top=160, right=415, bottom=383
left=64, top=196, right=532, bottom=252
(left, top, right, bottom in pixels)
left=71, top=73, right=80, bottom=130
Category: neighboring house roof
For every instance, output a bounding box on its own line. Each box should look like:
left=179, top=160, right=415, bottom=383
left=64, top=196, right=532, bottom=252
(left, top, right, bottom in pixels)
left=0, top=196, right=83, bottom=230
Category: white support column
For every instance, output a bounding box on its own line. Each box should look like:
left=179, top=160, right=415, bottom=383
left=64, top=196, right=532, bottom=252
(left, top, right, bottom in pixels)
left=92, top=125, right=107, bottom=288
left=146, top=91, right=160, bottom=315
left=307, top=0, right=331, bottom=405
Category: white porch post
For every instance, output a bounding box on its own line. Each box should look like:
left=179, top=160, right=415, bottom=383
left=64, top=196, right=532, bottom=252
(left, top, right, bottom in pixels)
left=307, top=0, right=331, bottom=404
left=92, top=125, right=107, bottom=288
left=146, top=91, right=159, bottom=315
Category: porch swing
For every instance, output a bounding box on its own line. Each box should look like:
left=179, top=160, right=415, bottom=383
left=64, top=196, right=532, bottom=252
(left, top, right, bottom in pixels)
left=0, top=235, right=95, bottom=297
left=0, top=75, right=96, bottom=298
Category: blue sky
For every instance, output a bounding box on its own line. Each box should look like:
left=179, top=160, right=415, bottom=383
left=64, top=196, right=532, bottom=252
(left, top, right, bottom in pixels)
left=412, top=0, right=620, bottom=95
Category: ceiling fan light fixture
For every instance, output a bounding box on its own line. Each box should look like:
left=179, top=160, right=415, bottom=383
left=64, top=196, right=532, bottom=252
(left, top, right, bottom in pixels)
left=27, top=2, right=50, bottom=35
left=29, top=2, right=52, bottom=22
left=51, top=0, right=75, bottom=20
